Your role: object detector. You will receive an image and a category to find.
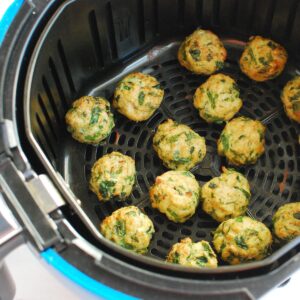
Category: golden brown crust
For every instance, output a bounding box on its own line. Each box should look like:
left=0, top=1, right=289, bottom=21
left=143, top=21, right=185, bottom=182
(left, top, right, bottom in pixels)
left=193, top=74, right=242, bottom=123
left=113, top=72, right=164, bottom=121
left=166, top=238, right=218, bottom=268
left=281, top=76, right=300, bottom=123
left=273, top=202, right=300, bottom=240
left=65, top=96, right=114, bottom=144
left=213, top=216, right=272, bottom=265
left=100, top=206, right=154, bottom=254
left=217, top=116, right=266, bottom=166
left=239, top=36, right=287, bottom=81
left=178, top=29, right=227, bottom=75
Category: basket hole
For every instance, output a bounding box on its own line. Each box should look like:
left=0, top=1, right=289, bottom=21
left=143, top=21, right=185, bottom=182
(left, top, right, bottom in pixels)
left=128, top=137, right=135, bottom=147
left=181, top=228, right=192, bottom=235
left=273, top=135, right=281, bottom=144
left=167, top=223, right=178, bottom=232
left=154, top=215, right=164, bottom=225
left=265, top=198, right=273, bottom=208
left=132, top=189, right=140, bottom=198
left=277, top=147, right=284, bottom=157
left=85, top=145, right=93, bottom=161
left=247, top=169, right=256, bottom=181
left=143, top=206, right=153, bottom=216
left=146, top=172, right=155, bottom=186
left=256, top=208, right=265, bottom=218
left=196, top=230, right=206, bottom=238
left=157, top=239, right=171, bottom=250
left=282, top=190, right=290, bottom=200
left=162, top=231, right=174, bottom=240
left=278, top=160, right=285, bottom=169
left=150, top=248, right=165, bottom=259
left=288, top=160, right=295, bottom=171
left=286, top=145, right=293, bottom=156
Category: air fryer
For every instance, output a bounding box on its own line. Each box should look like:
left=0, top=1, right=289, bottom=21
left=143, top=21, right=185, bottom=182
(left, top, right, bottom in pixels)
left=1, top=0, right=300, bottom=299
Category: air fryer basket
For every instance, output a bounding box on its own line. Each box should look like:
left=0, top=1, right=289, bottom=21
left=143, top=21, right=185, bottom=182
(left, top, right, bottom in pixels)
left=24, top=0, right=300, bottom=271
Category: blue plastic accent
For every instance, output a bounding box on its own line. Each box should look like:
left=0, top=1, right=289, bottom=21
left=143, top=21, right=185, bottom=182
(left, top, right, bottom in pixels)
left=41, top=248, right=139, bottom=300
left=0, top=0, right=24, bottom=45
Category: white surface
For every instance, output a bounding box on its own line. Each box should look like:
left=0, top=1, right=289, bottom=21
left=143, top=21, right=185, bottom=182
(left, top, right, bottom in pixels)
left=4, top=245, right=101, bottom=300
left=2, top=244, right=300, bottom=299
left=0, top=0, right=15, bottom=21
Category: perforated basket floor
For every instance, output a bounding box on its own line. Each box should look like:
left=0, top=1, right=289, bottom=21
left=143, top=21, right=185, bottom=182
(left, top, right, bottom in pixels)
left=59, top=39, right=300, bottom=263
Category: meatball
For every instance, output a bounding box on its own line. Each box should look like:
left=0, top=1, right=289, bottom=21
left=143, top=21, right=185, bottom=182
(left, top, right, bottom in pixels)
left=113, top=72, right=164, bottom=121
left=100, top=206, right=155, bottom=254
left=65, top=96, right=114, bottom=144
left=149, top=170, right=200, bottom=223
left=193, top=74, right=242, bottom=123
left=89, top=152, right=136, bottom=201
left=213, top=216, right=272, bottom=265
left=239, top=36, right=287, bottom=81
left=273, top=202, right=300, bottom=240
left=217, top=116, right=266, bottom=166
left=178, top=29, right=227, bottom=75
left=153, top=119, right=206, bottom=170
left=166, top=238, right=218, bottom=268
left=281, top=76, right=300, bottom=123
left=201, top=167, right=250, bottom=222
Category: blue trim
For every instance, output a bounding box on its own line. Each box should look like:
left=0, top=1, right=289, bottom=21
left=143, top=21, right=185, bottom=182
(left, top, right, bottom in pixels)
left=41, top=249, right=139, bottom=300
left=0, top=0, right=24, bottom=45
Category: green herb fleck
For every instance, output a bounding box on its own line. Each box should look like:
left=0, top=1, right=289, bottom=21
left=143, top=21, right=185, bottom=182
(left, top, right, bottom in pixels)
left=235, top=187, right=251, bottom=200
left=115, top=220, right=126, bottom=237
left=90, top=107, right=102, bottom=125
left=235, top=236, right=248, bottom=250
left=259, top=56, right=269, bottom=66
left=99, top=180, right=115, bottom=198
left=172, top=252, right=180, bottom=264
left=293, top=212, right=300, bottom=220
left=207, top=90, right=217, bottom=109
left=152, top=84, right=161, bottom=89
left=235, top=216, right=244, bottom=222
left=215, top=61, right=224, bottom=70
left=267, top=41, right=276, bottom=50
left=220, top=134, right=230, bottom=152
left=172, top=150, right=191, bottom=164
left=248, top=47, right=257, bottom=64
left=196, top=256, right=208, bottom=267
left=123, top=85, right=131, bottom=90
left=209, top=182, right=217, bottom=189
left=189, top=49, right=200, bottom=61
left=138, top=91, right=145, bottom=105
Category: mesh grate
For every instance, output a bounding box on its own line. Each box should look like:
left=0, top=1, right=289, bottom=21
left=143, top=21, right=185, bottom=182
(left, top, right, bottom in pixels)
left=58, top=40, right=300, bottom=262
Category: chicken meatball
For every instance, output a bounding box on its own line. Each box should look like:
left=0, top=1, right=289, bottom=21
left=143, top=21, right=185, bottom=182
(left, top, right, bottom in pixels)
left=166, top=238, right=218, bottom=268
left=153, top=119, right=206, bottom=170
left=213, top=216, right=272, bottom=265
left=281, top=76, right=300, bottom=123
left=90, top=152, right=136, bottom=201
left=193, top=74, right=242, bottom=123
left=100, top=206, right=155, bottom=254
left=217, top=116, right=266, bottom=166
left=201, top=167, right=250, bottom=222
left=65, top=96, right=114, bottom=144
left=149, top=171, right=201, bottom=223
left=239, top=36, right=287, bottom=81
left=178, top=29, right=227, bottom=75
left=273, top=202, right=300, bottom=240
left=113, top=72, right=164, bottom=121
